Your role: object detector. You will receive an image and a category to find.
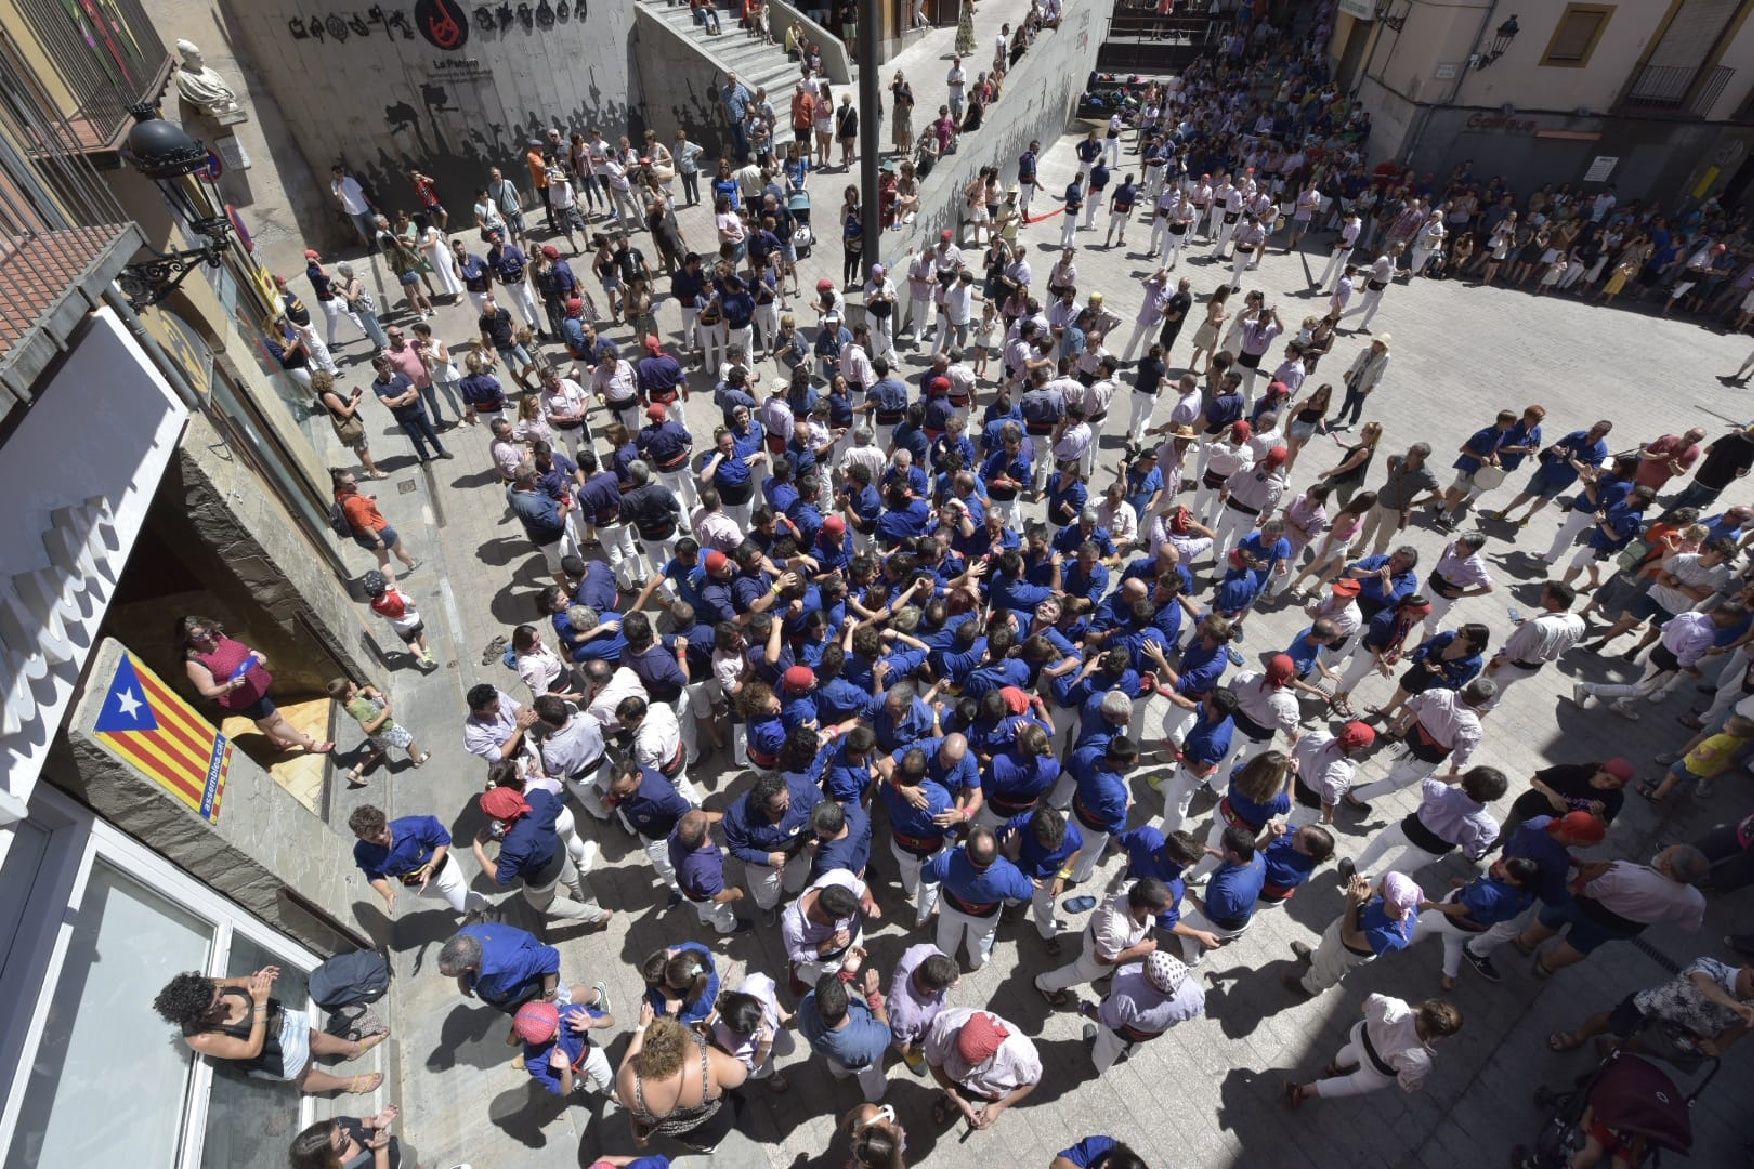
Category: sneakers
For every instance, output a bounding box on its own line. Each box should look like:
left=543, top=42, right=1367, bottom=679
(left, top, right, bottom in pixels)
left=1571, top=683, right=1590, bottom=706
left=1609, top=701, right=1641, bottom=721
left=591, top=980, right=612, bottom=1015
left=1463, top=948, right=1502, bottom=983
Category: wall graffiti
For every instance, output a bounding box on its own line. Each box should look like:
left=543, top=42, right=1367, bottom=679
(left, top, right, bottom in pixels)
left=414, top=0, right=469, bottom=48
left=287, top=1, right=586, bottom=42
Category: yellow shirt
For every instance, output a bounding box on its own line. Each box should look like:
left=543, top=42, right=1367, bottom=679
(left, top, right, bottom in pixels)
left=1682, top=732, right=1749, bottom=779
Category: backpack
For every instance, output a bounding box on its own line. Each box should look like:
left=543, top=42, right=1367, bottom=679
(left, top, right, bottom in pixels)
left=309, top=949, right=392, bottom=1010
left=326, top=500, right=355, bottom=539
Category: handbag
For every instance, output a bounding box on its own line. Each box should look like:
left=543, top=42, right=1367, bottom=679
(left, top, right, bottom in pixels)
left=347, top=289, right=376, bottom=314
left=321, top=394, right=367, bottom=445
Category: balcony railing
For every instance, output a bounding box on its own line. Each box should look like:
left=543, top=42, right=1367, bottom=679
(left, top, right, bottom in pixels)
left=10, top=0, right=170, bottom=153
left=0, top=41, right=143, bottom=410
left=1622, top=62, right=1737, bottom=118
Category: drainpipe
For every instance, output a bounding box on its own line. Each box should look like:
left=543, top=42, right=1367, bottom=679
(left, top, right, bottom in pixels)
left=1402, top=0, right=1501, bottom=167
left=102, top=285, right=202, bottom=411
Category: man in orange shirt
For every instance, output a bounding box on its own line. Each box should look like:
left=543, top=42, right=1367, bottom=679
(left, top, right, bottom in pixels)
left=791, top=81, right=816, bottom=162
left=526, top=140, right=554, bottom=234
left=333, top=469, right=420, bottom=582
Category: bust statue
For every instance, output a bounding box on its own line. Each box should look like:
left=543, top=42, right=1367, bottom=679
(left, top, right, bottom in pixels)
left=174, top=39, right=245, bottom=123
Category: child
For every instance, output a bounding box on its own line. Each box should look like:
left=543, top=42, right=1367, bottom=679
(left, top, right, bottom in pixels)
left=1641, top=714, right=1754, bottom=801
left=328, top=678, right=429, bottom=784
left=1256, top=822, right=1336, bottom=907
left=972, top=298, right=998, bottom=379
left=363, top=570, right=437, bottom=670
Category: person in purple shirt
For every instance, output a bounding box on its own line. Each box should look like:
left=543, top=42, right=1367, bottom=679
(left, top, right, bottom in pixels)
left=668, top=809, right=747, bottom=935
left=885, top=944, right=961, bottom=1071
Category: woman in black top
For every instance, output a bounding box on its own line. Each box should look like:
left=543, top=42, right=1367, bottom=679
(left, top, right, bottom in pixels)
left=1318, top=419, right=1382, bottom=507
left=289, top=1109, right=403, bottom=1169
left=152, top=966, right=385, bottom=1095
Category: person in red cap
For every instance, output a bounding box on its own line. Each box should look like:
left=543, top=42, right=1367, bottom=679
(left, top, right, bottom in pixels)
left=1216, top=653, right=1302, bottom=779
left=1287, top=721, right=1376, bottom=827
left=1459, top=811, right=1609, bottom=981
left=514, top=990, right=615, bottom=1098
left=469, top=785, right=612, bottom=929
left=923, top=1007, right=1041, bottom=1130
left=636, top=401, right=700, bottom=510
left=1193, top=418, right=1253, bottom=525
left=1498, top=757, right=1634, bottom=841
left=780, top=664, right=817, bottom=726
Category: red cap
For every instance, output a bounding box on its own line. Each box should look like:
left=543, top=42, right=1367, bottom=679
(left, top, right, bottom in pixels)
left=514, top=1000, right=560, bottom=1043
left=1337, top=721, right=1376, bottom=751
left=1265, top=380, right=1290, bottom=397
left=643, top=333, right=662, bottom=354
left=1552, top=810, right=1608, bottom=844
left=303, top=248, right=321, bottom=260
left=928, top=376, right=951, bottom=395
left=1230, top=420, right=1253, bottom=442
left=955, top=1012, right=1010, bottom=1063
left=1331, top=578, right=1362, bottom=598
left=541, top=244, right=561, bottom=260
left=1264, top=446, right=1289, bottom=469
left=782, top=665, right=816, bottom=691
left=822, top=514, right=846, bottom=535
left=1266, top=654, right=1296, bottom=684
left=1599, top=758, right=1635, bottom=782
left=999, top=686, right=1031, bottom=715
left=645, top=403, right=667, bottom=421
left=704, top=550, right=730, bottom=573
left=565, top=297, right=585, bottom=317
left=816, top=277, right=837, bottom=291
left=940, top=229, right=954, bottom=242
left=1169, top=506, right=1191, bottom=534
left=273, top=274, right=288, bottom=288
left=480, top=787, right=531, bottom=821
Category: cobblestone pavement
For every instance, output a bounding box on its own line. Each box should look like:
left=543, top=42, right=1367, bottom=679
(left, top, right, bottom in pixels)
left=271, top=114, right=1754, bottom=1169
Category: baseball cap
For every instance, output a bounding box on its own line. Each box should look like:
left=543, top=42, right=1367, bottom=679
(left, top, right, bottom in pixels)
left=704, top=550, right=730, bottom=573
left=822, top=514, right=846, bottom=535
left=782, top=665, right=816, bottom=691
left=940, top=229, right=954, bottom=242
left=1599, top=758, right=1635, bottom=782
left=1552, top=810, right=1607, bottom=843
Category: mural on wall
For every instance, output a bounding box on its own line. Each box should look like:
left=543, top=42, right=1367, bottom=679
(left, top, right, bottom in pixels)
left=233, top=0, right=634, bottom=240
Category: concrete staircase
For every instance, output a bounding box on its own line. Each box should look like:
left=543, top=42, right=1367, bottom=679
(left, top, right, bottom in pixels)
left=638, top=0, right=814, bottom=106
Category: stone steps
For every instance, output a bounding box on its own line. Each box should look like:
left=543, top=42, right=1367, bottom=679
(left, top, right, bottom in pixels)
left=638, top=0, right=813, bottom=102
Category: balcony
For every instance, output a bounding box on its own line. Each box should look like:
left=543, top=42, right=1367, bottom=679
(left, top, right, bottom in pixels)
left=4, top=0, right=171, bottom=156
left=0, top=62, right=144, bottom=412
left=1620, top=62, right=1736, bottom=119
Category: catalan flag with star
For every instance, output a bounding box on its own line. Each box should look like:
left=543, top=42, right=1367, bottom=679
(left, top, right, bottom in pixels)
left=93, top=652, right=230, bottom=823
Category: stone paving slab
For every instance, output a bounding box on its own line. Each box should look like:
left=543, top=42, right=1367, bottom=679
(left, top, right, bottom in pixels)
left=273, top=110, right=1754, bottom=1169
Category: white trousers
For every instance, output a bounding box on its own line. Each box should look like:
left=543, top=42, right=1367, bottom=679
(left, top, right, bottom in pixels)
left=1160, top=761, right=1219, bottom=831
left=640, top=834, right=681, bottom=889
left=1069, top=826, right=1111, bottom=883
left=1351, top=821, right=1445, bottom=881
left=660, top=468, right=701, bottom=512
left=1413, top=907, right=1476, bottom=978
left=1177, top=902, right=1249, bottom=965
left=1316, top=246, right=1350, bottom=291
left=689, top=895, right=739, bottom=933
left=1580, top=660, right=1685, bottom=709
left=936, top=904, right=1002, bottom=970
left=1034, top=930, right=1108, bottom=993
left=598, top=521, right=644, bottom=589
left=1309, top=1021, right=1396, bottom=1098
left=424, top=858, right=489, bottom=916
left=1297, top=915, right=1373, bottom=995
left=891, top=840, right=944, bottom=925
left=1061, top=215, right=1079, bottom=248
left=746, top=851, right=811, bottom=909
left=1349, top=754, right=1442, bottom=803
left=1542, top=509, right=1592, bottom=563
left=1211, top=503, right=1260, bottom=568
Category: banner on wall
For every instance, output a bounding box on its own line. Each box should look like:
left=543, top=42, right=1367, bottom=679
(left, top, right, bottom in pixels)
left=93, top=653, right=231, bottom=824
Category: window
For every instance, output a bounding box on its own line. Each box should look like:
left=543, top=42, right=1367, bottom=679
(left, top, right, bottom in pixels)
left=0, top=787, right=320, bottom=1169
left=1542, top=5, right=1614, bottom=67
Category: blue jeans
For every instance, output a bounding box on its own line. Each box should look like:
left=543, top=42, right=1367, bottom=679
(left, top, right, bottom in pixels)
left=394, top=408, right=446, bottom=460
left=1662, top=479, right=1721, bottom=518
left=359, top=310, right=390, bottom=350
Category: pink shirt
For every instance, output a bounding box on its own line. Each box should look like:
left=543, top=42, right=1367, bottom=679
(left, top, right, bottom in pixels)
left=383, top=343, right=430, bottom=389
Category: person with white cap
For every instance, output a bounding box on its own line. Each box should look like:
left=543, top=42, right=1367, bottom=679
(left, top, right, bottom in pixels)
left=1079, top=950, right=1206, bottom=1072
left=1284, top=871, right=1422, bottom=998
left=1287, top=722, right=1375, bottom=827
left=1284, top=995, right=1462, bottom=1105
left=923, top=1007, right=1041, bottom=1130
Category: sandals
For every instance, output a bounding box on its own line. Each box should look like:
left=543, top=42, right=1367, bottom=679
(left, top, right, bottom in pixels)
left=347, top=1071, right=385, bottom=1094
left=1634, top=779, right=1668, bottom=803
left=411, top=751, right=432, bottom=768
left=1328, top=695, right=1356, bottom=717
left=346, top=765, right=368, bottom=788
left=352, top=1028, right=390, bottom=1058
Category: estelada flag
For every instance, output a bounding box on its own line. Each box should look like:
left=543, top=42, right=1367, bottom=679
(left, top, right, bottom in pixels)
left=93, top=652, right=230, bottom=824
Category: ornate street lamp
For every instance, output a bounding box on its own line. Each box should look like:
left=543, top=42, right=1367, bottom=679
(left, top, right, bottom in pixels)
left=1474, top=15, right=1520, bottom=69
left=118, top=102, right=233, bottom=308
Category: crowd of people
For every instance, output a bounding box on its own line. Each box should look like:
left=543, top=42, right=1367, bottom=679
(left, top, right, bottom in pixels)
left=156, top=1, right=1754, bottom=1168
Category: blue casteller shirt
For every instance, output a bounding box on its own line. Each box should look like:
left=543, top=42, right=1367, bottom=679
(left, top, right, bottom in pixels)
left=1356, top=897, right=1416, bottom=957
left=1261, top=835, right=1318, bottom=891
left=523, top=1001, right=606, bottom=1095
left=1504, top=815, right=1573, bottom=906
left=1204, top=854, right=1265, bottom=925
left=1454, top=873, right=1534, bottom=926
left=1058, top=1136, right=1120, bottom=1168
left=879, top=778, right=954, bottom=852
left=495, top=789, right=569, bottom=886
left=460, top=922, right=560, bottom=1007
left=986, top=748, right=1062, bottom=815
left=1181, top=704, right=1235, bottom=765
left=722, top=772, right=822, bottom=865
left=620, top=768, right=693, bottom=841
left=1068, top=743, right=1129, bottom=833
left=895, top=737, right=982, bottom=795
left=1003, top=810, right=1083, bottom=878
left=923, top=848, right=1035, bottom=912
left=799, top=992, right=892, bottom=1069
left=1113, top=826, right=1187, bottom=929
left=643, top=941, right=719, bottom=1025
left=811, top=800, right=874, bottom=878
left=353, top=814, right=451, bottom=881
left=670, top=833, right=727, bottom=902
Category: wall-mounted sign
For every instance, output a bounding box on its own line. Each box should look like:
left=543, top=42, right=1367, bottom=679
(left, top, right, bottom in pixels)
left=424, top=56, right=493, bottom=80
left=1435, top=63, right=1458, bottom=80
left=1582, top=156, right=1618, bottom=183
left=93, top=652, right=231, bottom=824
left=1338, top=0, right=1375, bottom=20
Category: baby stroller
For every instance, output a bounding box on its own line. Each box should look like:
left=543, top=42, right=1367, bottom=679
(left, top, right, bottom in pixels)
left=1512, top=1049, right=1717, bottom=1168
left=788, top=189, right=813, bottom=259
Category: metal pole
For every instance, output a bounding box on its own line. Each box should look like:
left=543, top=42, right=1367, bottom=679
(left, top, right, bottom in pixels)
left=857, top=0, right=882, bottom=283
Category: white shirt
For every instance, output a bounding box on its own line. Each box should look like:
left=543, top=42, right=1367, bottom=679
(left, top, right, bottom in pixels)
left=1359, top=995, right=1436, bottom=1092
left=332, top=175, right=370, bottom=215
left=1097, top=499, right=1138, bottom=547
left=1052, top=421, right=1092, bottom=463
left=632, top=703, right=685, bottom=772
left=463, top=689, right=525, bottom=762
left=925, top=1008, right=1042, bottom=1098
left=536, top=711, right=606, bottom=779
left=1584, top=862, right=1706, bottom=929
left=1293, top=731, right=1356, bottom=805
left=711, top=972, right=783, bottom=1070
left=693, top=507, right=744, bottom=552
left=1089, top=889, right=1151, bottom=961
left=516, top=645, right=567, bottom=700
left=781, top=869, right=867, bottom=963
left=839, top=440, right=887, bottom=483
left=586, top=666, right=648, bottom=733
left=1406, top=690, right=1482, bottom=768
left=1432, top=543, right=1492, bottom=591
left=1647, top=553, right=1730, bottom=617
left=1501, top=612, right=1585, bottom=665
left=1230, top=670, right=1299, bottom=738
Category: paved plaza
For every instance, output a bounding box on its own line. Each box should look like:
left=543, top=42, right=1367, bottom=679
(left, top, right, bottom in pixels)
left=271, top=104, right=1754, bottom=1169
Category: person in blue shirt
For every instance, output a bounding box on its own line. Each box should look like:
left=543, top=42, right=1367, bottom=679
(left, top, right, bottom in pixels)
left=1067, top=735, right=1138, bottom=882
left=872, top=682, right=938, bottom=752
left=809, top=797, right=873, bottom=880
left=1461, top=811, right=1606, bottom=980
left=722, top=768, right=823, bottom=916
left=1045, top=461, right=1089, bottom=533
left=437, top=922, right=561, bottom=1011
left=1435, top=408, right=1518, bottom=528
left=981, top=721, right=1064, bottom=826
left=561, top=553, right=622, bottom=615
left=924, top=826, right=1036, bottom=969
left=980, top=426, right=1034, bottom=528
left=349, top=805, right=486, bottom=918
left=1157, top=686, right=1241, bottom=832
left=797, top=973, right=893, bottom=1100
left=1494, top=415, right=1613, bottom=526
left=514, top=995, right=615, bottom=1098
left=1368, top=622, right=1490, bottom=724
left=1258, top=822, right=1338, bottom=906
left=1179, top=825, right=1265, bottom=964
left=1063, top=540, right=1112, bottom=605
left=1341, top=545, right=1421, bottom=625
left=999, top=802, right=1084, bottom=952
left=1287, top=871, right=1421, bottom=998
left=1561, top=485, right=1654, bottom=592
left=1414, top=855, right=1538, bottom=991
left=472, top=784, right=611, bottom=928
left=669, top=809, right=747, bottom=936
left=1052, top=1136, right=1148, bottom=1169
left=875, top=483, right=933, bottom=547
left=640, top=942, right=718, bottom=1026
left=878, top=752, right=957, bottom=926
left=605, top=759, right=695, bottom=897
